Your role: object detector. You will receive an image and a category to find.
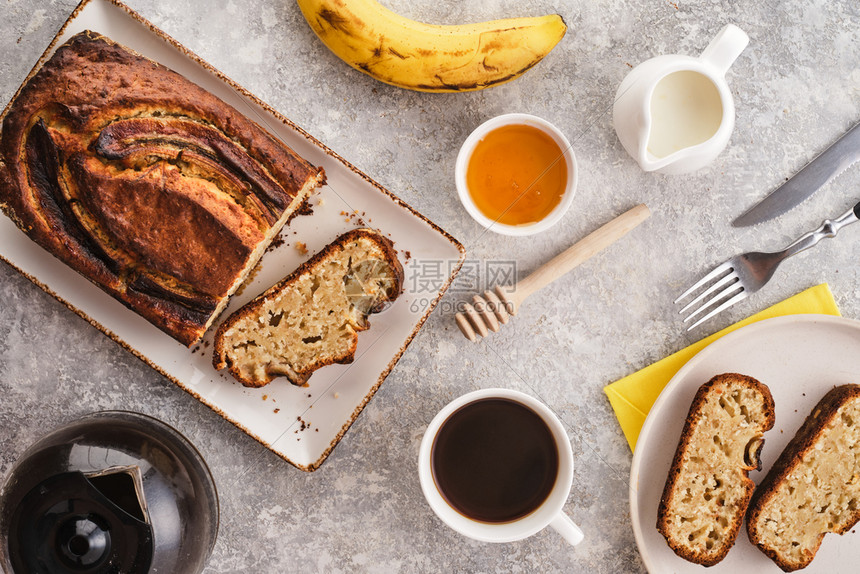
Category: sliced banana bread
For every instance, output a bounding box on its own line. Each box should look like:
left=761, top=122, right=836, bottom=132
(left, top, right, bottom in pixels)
left=746, top=384, right=860, bottom=572
left=213, top=228, right=403, bottom=387
left=657, top=373, right=775, bottom=566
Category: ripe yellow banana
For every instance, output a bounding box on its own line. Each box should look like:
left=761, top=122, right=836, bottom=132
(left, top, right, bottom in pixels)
left=295, top=0, right=566, bottom=92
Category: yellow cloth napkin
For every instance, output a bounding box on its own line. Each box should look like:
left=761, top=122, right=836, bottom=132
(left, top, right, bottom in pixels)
left=604, top=284, right=840, bottom=452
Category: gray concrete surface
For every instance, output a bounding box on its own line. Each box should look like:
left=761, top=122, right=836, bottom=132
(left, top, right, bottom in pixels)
left=0, top=0, right=858, bottom=572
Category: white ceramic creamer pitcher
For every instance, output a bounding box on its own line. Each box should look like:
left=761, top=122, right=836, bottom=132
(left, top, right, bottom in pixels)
left=613, top=24, right=749, bottom=174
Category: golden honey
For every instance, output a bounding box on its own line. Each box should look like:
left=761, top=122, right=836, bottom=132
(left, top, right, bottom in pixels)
left=466, top=124, right=568, bottom=226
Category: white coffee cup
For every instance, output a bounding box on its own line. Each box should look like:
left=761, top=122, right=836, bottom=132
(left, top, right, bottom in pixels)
left=418, top=388, right=584, bottom=545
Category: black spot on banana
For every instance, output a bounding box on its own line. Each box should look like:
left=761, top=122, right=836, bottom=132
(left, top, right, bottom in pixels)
left=296, top=0, right=566, bottom=93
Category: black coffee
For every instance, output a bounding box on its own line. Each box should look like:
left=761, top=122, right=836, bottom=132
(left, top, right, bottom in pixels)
left=430, top=398, right=559, bottom=523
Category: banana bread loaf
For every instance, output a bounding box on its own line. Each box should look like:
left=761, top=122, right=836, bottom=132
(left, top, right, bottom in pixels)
left=0, top=31, right=325, bottom=346
left=213, top=228, right=403, bottom=387
left=657, top=373, right=775, bottom=566
left=746, top=384, right=860, bottom=572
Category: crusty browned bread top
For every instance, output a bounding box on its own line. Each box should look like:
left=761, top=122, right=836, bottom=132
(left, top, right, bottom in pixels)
left=746, top=384, right=860, bottom=572
left=657, top=373, right=775, bottom=567
left=0, top=31, right=324, bottom=345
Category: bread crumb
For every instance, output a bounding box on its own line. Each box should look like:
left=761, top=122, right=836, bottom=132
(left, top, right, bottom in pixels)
left=266, top=235, right=286, bottom=252
left=262, top=394, right=267, bottom=401
left=274, top=408, right=280, bottom=413
left=334, top=392, right=340, bottom=399
left=295, top=242, right=308, bottom=255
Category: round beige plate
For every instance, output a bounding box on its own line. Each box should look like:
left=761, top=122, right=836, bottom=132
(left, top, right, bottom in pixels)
left=631, top=314, right=860, bottom=573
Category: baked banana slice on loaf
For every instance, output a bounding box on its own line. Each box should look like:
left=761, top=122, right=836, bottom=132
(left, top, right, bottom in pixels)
left=0, top=31, right=325, bottom=346
left=213, top=229, right=403, bottom=387
left=747, top=384, right=860, bottom=572
left=657, top=373, right=775, bottom=566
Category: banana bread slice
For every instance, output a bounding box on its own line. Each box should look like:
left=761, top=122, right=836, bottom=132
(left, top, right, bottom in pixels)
left=746, top=384, right=860, bottom=572
left=213, top=229, right=403, bottom=387
left=657, top=373, right=775, bottom=566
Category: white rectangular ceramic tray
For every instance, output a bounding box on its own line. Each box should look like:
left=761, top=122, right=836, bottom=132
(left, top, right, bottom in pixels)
left=0, top=0, right=465, bottom=471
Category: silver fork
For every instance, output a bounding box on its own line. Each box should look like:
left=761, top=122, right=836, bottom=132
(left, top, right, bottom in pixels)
left=676, top=199, right=860, bottom=330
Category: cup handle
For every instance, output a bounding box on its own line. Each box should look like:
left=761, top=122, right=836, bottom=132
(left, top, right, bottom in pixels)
left=550, top=512, right=584, bottom=546
left=699, top=24, right=750, bottom=75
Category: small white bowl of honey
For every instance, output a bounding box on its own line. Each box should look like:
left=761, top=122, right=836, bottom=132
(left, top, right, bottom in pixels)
left=455, top=113, right=577, bottom=236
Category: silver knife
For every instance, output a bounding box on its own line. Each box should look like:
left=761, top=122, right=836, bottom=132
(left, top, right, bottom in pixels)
left=732, top=120, right=860, bottom=227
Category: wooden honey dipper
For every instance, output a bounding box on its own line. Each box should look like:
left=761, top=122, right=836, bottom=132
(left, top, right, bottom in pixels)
left=455, top=204, right=651, bottom=342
